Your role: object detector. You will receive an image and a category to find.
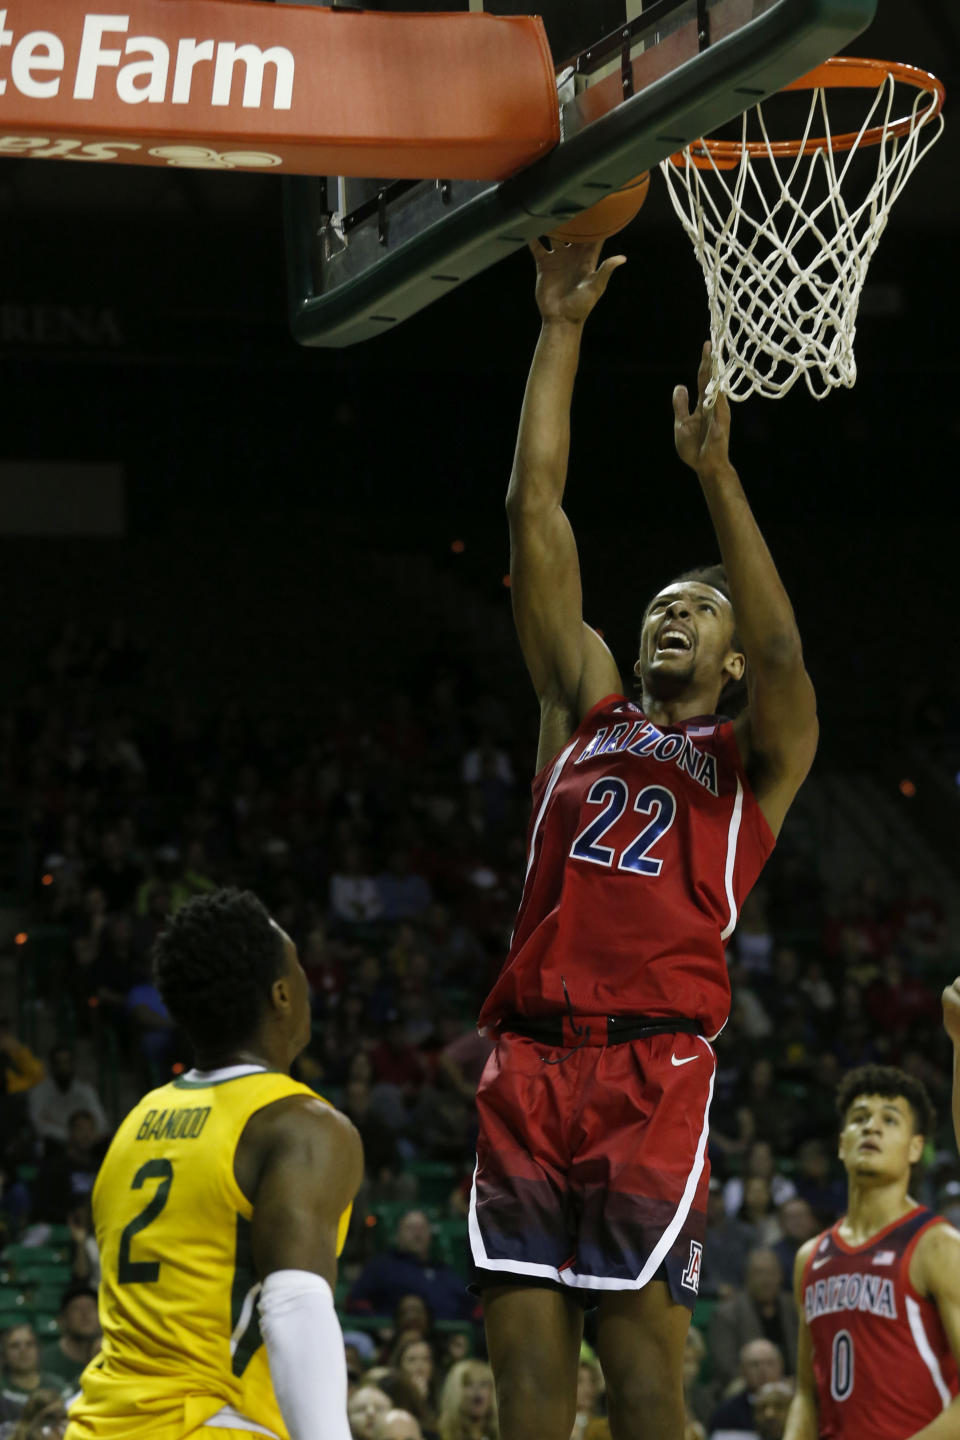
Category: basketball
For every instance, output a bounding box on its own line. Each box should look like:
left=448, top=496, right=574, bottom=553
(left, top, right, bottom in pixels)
left=547, top=171, right=650, bottom=244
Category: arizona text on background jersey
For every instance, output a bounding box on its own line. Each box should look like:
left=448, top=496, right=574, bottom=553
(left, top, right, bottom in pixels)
left=478, top=694, right=774, bottom=1034
left=802, top=1207, right=959, bottom=1439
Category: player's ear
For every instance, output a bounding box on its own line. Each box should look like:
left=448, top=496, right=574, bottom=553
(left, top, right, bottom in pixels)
left=270, top=975, right=291, bottom=1014
left=633, top=656, right=643, bottom=679
left=909, top=1131, right=925, bottom=1166
left=722, top=648, right=745, bottom=685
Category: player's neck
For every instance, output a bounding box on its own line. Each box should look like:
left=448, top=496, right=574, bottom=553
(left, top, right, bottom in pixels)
left=640, top=687, right=720, bottom=726
left=842, top=1176, right=916, bottom=1244
left=193, top=1040, right=289, bottom=1075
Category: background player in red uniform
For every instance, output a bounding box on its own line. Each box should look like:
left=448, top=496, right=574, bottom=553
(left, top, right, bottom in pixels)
left=785, top=1065, right=960, bottom=1440
left=472, top=237, right=819, bottom=1440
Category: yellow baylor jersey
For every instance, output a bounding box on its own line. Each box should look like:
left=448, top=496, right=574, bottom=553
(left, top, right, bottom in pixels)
left=66, top=1064, right=351, bottom=1440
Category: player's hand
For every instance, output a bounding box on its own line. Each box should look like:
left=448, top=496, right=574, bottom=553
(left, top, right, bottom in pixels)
left=531, top=237, right=626, bottom=326
left=943, top=979, right=960, bottom=1046
left=673, top=341, right=732, bottom=477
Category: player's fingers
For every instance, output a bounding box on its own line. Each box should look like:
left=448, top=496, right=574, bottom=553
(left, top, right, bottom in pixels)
left=673, top=385, right=690, bottom=422
left=596, top=255, right=627, bottom=287
left=697, top=343, right=713, bottom=401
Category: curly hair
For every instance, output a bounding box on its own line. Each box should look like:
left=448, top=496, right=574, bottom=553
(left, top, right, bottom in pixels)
left=835, top=1064, right=936, bottom=1138
left=639, top=563, right=748, bottom=717
left=153, top=889, right=285, bottom=1057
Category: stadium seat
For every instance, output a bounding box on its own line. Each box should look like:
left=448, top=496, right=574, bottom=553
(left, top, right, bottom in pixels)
left=0, top=1292, right=34, bottom=1331
left=407, top=1160, right=458, bottom=1205
left=432, top=1218, right=470, bottom=1277
left=335, top=1312, right=387, bottom=1335
left=29, top=1287, right=67, bottom=1314
left=2, top=1244, right=71, bottom=1269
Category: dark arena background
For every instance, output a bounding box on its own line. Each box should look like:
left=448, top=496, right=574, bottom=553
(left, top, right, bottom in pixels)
left=0, top=1, right=958, bottom=1435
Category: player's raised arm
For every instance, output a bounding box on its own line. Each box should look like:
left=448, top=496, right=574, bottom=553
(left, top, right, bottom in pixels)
left=944, top=981, right=960, bottom=1155
left=783, top=1241, right=820, bottom=1440
left=507, top=240, right=625, bottom=768
left=673, top=343, right=818, bottom=835
left=250, top=1097, right=363, bottom=1440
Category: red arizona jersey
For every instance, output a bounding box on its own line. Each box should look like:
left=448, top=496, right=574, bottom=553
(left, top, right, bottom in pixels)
left=803, top=1207, right=959, bottom=1439
left=478, top=694, right=774, bottom=1035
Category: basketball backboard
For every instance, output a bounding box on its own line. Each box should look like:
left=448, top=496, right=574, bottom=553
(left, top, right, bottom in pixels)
left=285, top=0, right=878, bottom=347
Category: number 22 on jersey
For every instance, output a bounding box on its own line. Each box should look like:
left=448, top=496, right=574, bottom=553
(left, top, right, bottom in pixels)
left=570, top=778, right=677, bottom=876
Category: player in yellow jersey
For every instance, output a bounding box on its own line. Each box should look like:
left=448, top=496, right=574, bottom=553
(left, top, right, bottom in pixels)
left=65, top=888, right=363, bottom=1440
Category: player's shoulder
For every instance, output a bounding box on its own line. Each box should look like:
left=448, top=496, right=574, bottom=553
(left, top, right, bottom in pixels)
left=250, top=1089, right=357, bottom=1143
left=793, top=1230, right=831, bottom=1289
left=236, top=1091, right=362, bottom=1206
left=244, top=1090, right=361, bottom=1169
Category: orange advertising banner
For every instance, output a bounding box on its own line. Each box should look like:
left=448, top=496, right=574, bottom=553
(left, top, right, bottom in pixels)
left=0, top=1, right=559, bottom=178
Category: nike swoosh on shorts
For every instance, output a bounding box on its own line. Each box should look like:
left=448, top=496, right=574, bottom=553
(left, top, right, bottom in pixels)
left=671, top=1054, right=699, bottom=1067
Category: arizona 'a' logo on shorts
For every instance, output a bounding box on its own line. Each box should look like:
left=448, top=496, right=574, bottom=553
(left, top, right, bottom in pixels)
left=681, top=1240, right=703, bottom=1294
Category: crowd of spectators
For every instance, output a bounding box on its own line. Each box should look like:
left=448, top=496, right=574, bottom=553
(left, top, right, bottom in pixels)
left=0, top=615, right=957, bottom=1440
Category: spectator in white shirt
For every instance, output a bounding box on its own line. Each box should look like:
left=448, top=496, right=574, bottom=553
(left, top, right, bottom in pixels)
left=27, top=1047, right=108, bottom=1148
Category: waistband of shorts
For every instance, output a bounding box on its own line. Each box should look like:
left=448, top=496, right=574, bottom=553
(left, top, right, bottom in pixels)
left=498, top=1014, right=701, bottom=1047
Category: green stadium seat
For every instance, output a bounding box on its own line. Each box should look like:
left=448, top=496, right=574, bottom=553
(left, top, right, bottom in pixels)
left=335, top=1312, right=388, bottom=1334
left=691, top=1297, right=716, bottom=1332
left=2, top=1244, right=70, bottom=1269
left=29, top=1287, right=66, bottom=1315
left=0, top=1289, right=34, bottom=1330
left=14, top=1266, right=72, bottom=1293
left=432, top=1218, right=470, bottom=1277
left=434, top=1318, right=474, bottom=1337
left=407, top=1161, right=458, bottom=1206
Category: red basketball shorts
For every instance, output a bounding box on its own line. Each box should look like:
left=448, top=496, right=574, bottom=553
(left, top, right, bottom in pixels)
left=469, top=1028, right=715, bottom=1310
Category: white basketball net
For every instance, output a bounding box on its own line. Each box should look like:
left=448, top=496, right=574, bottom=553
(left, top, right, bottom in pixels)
left=660, top=67, right=944, bottom=402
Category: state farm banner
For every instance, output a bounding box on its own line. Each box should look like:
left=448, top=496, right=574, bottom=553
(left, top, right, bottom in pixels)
left=0, top=1, right=559, bottom=178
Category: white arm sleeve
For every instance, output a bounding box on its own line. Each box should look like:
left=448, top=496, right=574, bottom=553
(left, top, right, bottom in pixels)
left=258, top=1270, right=351, bottom=1440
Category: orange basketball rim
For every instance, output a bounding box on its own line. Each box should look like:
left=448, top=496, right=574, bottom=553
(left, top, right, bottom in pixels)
left=674, top=56, right=945, bottom=168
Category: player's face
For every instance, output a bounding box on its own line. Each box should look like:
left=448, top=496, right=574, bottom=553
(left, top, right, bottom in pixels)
left=636, top=583, right=742, bottom=705
left=838, top=1093, right=924, bottom=1183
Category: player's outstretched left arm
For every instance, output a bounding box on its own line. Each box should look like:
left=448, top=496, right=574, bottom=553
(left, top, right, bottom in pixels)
left=783, top=1241, right=820, bottom=1440
left=674, top=343, right=818, bottom=836
left=909, top=1223, right=960, bottom=1438
left=943, top=980, right=960, bottom=1155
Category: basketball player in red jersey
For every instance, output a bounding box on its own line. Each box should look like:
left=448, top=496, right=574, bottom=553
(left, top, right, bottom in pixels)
left=470, top=236, right=818, bottom=1440
left=785, top=1065, right=960, bottom=1439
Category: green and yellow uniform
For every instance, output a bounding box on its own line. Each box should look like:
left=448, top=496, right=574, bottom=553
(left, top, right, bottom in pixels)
left=66, top=1065, right=351, bottom=1440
